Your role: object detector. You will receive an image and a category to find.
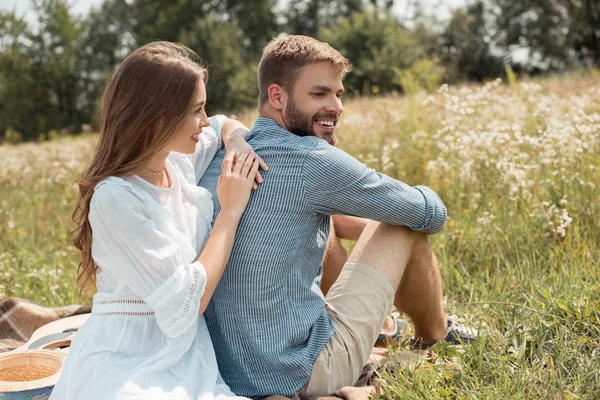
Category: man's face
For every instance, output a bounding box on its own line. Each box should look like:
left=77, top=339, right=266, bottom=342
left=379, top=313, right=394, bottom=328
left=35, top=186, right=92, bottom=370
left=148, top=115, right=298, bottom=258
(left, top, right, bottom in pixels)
left=282, top=62, right=344, bottom=146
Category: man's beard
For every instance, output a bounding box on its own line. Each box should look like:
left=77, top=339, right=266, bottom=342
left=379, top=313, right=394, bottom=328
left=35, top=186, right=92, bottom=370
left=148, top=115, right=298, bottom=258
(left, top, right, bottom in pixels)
left=282, top=97, right=337, bottom=146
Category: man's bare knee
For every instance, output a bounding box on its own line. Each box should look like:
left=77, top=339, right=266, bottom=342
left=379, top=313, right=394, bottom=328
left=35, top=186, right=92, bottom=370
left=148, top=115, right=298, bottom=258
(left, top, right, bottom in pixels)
left=359, top=222, right=424, bottom=247
left=348, top=222, right=423, bottom=274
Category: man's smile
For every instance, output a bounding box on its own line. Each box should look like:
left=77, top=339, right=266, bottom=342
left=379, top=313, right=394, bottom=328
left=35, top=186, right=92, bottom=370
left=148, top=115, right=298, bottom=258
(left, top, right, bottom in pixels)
left=314, top=119, right=337, bottom=131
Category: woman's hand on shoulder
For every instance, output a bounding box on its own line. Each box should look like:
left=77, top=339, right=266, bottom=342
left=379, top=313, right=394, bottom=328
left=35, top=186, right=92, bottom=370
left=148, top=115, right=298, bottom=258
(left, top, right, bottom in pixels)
left=217, top=150, right=260, bottom=219
left=222, top=123, right=268, bottom=190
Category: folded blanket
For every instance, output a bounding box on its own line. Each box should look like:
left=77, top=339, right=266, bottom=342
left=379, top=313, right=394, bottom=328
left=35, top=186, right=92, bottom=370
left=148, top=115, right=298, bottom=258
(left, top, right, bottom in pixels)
left=0, top=297, right=91, bottom=352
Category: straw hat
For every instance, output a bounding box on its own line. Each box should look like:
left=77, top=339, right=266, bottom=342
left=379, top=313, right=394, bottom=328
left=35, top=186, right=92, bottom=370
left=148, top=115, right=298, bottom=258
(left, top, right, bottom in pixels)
left=0, top=350, right=66, bottom=395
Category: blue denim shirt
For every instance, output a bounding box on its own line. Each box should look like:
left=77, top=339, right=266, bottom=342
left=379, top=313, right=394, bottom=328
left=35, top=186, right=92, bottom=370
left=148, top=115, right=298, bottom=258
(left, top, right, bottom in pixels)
left=198, top=118, right=446, bottom=398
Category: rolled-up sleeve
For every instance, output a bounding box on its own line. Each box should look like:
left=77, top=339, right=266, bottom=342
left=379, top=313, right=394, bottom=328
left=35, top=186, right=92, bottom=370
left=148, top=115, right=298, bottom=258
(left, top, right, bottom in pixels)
left=89, top=179, right=207, bottom=337
left=301, top=142, right=446, bottom=234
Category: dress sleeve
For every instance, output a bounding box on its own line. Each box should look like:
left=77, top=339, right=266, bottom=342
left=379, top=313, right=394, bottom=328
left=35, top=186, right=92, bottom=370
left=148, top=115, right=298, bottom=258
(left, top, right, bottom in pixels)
left=301, top=142, right=447, bottom=234
left=189, top=114, right=227, bottom=183
left=89, top=178, right=207, bottom=338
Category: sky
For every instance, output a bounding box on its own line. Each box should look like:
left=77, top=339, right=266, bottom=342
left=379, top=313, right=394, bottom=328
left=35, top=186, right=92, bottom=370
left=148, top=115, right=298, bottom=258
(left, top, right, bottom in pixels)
left=1, top=0, right=468, bottom=25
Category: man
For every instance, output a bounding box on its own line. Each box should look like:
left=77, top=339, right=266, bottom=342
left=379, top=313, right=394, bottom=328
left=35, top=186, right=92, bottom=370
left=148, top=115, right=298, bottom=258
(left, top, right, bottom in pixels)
left=198, top=35, right=478, bottom=398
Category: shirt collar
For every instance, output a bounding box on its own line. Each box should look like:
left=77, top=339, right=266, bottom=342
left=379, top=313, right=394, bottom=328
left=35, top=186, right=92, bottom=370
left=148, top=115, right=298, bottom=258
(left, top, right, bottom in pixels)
left=249, top=117, right=291, bottom=139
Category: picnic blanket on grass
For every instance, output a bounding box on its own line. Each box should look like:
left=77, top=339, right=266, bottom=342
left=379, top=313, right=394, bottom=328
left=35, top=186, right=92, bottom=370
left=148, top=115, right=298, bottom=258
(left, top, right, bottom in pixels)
left=0, top=297, right=91, bottom=352
left=0, top=297, right=434, bottom=400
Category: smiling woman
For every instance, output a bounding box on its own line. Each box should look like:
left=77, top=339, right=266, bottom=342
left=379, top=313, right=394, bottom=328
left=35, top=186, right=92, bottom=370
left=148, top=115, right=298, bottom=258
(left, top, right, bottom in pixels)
left=45, top=41, right=262, bottom=400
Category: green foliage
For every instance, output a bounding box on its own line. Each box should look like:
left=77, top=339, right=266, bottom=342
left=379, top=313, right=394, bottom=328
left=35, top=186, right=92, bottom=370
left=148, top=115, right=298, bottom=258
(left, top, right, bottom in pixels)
left=491, top=0, right=600, bottom=69
left=0, top=0, right=598, bottom=143
left=505, top=65, right=517, bottom=88
left=3, top=127, right=23, bottom=144
left=179, top=16, right=259, bottom=113
left=322, top=11, right=431, bottom=95
left=393, top=59, right=444, bottom=95
left=440, top=2, right=505, bottom=82
left=126, top=0, right=278, bottom=59
left=0, top=0, right=90, bottom=141
left=219, top=0, right=279, bottom=55
left=285, top=0, right=364, bottom=37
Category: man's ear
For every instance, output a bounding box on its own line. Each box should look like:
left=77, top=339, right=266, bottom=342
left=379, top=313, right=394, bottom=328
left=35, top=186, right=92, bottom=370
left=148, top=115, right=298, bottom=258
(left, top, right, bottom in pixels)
left=268, top=83, right=286, bottom=111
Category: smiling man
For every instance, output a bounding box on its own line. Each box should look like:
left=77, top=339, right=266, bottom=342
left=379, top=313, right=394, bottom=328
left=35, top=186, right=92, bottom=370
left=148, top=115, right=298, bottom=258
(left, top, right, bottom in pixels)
left=198, top=35, right=478, bottom=398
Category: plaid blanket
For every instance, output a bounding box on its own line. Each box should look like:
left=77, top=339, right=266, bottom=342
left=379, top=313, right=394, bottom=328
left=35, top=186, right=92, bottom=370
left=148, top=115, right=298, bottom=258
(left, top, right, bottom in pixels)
left=0, top=297, right=91, bottom=352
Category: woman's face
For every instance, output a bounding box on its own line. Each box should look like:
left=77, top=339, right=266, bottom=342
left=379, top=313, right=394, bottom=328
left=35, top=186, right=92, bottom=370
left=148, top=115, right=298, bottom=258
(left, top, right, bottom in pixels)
left=169, top=79, right=211, bottom=155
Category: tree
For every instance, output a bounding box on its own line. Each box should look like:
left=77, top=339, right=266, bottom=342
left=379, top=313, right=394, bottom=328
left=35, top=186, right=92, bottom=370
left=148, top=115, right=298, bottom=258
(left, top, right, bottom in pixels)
left=216, top=0, right=279, bottom=55
left=322, top=11, right=427, bottom=95
left=285, top=0, right=363, bottom=37
left=179, top=16, right=259, bottom=113
left=78, top=0, right=137, bottom=127
left=489, top=0, right=600, bottom=70
left=440, top=2, right=504, bottom=82
left=0, top=13, right=39, bottom=140
left=125, top=0, right=278, bottom=58
left=0, top=0, right=90, bottom=141
left=284, top=0, right=395, bottom=37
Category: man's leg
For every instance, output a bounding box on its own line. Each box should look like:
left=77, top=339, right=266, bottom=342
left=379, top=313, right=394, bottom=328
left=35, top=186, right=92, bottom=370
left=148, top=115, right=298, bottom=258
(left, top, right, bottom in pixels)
left=321, top=215, right=371, bottom=295
left=306, top=222, right=447, bottom=395
left=347, top=222, right=447, bottom=342
left=321, top=218, right=404, bottom=338
left=320, top=221, right=347, bottom=296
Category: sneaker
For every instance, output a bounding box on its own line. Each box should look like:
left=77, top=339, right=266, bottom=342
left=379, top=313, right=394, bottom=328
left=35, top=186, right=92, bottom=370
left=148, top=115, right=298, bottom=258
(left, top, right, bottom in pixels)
left=443, top=320, right=480, bottom=345
left=376, top=313, right=409, bottom=345
left=410, top=320, right=480, bottom=349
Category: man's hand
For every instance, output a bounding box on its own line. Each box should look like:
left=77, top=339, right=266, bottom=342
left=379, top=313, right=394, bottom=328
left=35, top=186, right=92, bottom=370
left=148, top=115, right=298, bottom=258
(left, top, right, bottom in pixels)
left=224, top=128, right=269, bottom=190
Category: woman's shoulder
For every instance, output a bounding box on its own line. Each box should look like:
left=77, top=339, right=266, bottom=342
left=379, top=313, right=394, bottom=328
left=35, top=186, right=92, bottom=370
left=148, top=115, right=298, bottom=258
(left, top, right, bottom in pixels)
left=94, top=176, right=138, bottom=197
left=91, top=176, right=148, bottom=215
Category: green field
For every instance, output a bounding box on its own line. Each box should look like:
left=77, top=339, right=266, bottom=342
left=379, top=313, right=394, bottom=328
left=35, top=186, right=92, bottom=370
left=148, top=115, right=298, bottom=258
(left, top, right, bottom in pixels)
left=1, top=75, right=599, bottom=398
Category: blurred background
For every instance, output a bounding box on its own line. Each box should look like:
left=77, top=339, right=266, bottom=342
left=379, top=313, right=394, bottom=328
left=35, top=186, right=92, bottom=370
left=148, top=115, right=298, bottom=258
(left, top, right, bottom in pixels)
left=0, top=0, right=598, bottom=143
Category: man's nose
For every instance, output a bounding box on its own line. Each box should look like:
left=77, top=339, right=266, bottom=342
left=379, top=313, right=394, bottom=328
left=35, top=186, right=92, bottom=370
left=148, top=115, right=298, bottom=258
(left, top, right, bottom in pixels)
left=325, top=96, right=344, bottom=116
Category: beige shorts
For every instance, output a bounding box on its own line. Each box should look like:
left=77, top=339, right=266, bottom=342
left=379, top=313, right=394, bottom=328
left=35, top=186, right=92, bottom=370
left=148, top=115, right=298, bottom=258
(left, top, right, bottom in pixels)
left=305, top=261, right=395, bottom=396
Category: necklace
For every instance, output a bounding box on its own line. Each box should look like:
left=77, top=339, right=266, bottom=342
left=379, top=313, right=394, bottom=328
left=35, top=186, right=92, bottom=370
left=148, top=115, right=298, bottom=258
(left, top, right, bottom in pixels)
left=145, top=166, right=166, bottom=176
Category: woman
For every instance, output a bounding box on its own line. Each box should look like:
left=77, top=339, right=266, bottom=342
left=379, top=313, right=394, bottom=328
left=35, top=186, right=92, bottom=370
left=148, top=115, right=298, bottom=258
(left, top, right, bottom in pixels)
left=49, top=42, right=264, bottom=399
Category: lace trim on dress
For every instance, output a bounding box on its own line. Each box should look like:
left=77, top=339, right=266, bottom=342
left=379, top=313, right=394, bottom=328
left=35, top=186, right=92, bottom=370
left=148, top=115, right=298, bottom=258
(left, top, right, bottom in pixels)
left=92, top=297, right=155, bottom=316
left=159, top=265, right=200, bottom=333
left=100, top=311, right=155, bottom=316
left=91, top=265, right=206, bottom=336
left=143, top=261, right=207, bottom=337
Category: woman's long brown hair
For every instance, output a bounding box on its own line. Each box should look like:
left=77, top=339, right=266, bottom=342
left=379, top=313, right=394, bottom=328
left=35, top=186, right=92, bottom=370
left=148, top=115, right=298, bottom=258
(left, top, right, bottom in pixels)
left=72, top=41, right=207, bottom=295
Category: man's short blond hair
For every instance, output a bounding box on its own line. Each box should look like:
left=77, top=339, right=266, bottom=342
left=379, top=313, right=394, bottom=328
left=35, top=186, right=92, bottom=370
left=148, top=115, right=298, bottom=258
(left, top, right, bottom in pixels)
left=258, top=35, right=352, bottom=107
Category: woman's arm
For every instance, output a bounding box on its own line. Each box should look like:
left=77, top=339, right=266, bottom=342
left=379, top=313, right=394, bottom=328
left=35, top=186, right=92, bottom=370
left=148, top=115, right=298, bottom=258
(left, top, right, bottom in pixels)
left=221, top=118, right=250, bottom=149
left=220, top=118, right=268, bottom=189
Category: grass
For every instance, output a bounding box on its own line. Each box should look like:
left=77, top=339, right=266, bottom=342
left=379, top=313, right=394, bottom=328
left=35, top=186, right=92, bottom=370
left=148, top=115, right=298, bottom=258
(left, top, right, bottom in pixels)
left=1, top=73, right=599, bottom=398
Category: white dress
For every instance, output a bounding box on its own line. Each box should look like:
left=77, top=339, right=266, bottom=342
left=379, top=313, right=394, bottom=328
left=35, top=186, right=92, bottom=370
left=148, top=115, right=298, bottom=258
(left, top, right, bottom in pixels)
left=50, top=116, right=246, bottom=400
